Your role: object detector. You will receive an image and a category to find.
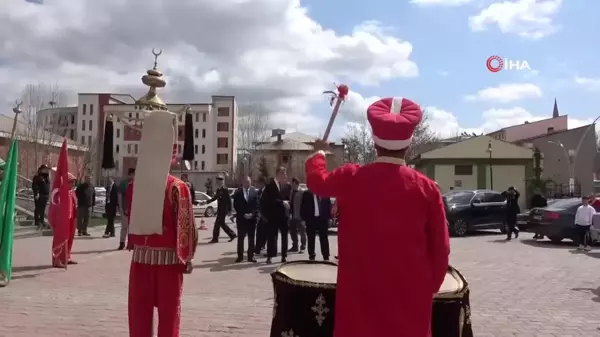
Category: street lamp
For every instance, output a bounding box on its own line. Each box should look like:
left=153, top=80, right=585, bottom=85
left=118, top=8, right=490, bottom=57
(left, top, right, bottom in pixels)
left=548, top=140, right=575, bottom=194
left=486, top=141, right=493, bottom=190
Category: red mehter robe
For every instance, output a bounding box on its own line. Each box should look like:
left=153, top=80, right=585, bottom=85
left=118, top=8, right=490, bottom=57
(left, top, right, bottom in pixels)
left=305, top=152, right=450, bottom=337
left=127, top=175, right=198, bottom=337
left=51, top=190, right=77, bottom=267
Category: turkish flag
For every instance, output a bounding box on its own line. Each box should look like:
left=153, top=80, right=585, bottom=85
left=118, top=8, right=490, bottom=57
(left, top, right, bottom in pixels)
left=48, top=139, right=72, bottom=230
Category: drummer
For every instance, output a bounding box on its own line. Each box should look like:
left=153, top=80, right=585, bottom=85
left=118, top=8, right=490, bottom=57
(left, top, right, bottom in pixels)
left=305, top=97, right=450, bottom=337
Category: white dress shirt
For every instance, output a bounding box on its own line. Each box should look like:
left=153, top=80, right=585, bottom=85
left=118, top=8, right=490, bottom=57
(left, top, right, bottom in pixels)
left=313, top=195, right=320, bottom=217
left=575, top=204, right=596, bottom=226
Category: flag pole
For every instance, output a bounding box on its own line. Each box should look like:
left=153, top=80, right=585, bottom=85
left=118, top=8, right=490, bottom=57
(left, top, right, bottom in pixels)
left=10, top=100, right=23, bottom=141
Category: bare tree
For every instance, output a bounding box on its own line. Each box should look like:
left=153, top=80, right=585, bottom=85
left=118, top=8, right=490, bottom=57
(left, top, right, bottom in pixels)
left=235, top=103, right=271, bottom=177
left=74, top=137, right=100, bottom=181
left=15, top=83, right=68, bottom=177
left=341, top=109, right=438, bottom=164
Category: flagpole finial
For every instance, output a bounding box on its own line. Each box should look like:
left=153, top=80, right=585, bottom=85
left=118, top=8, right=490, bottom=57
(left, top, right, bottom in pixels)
left=135, top=49, right=167, bottom=111
left=12, top=100, right=22, bottom=115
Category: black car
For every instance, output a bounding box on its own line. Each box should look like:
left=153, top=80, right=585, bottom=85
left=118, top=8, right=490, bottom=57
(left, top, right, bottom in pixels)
left=444, top=189, right=507, bottom=237
left=527, top=198, right=600, bottom=243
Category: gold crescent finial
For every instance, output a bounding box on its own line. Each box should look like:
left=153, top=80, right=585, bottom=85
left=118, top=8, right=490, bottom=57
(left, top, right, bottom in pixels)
left=152, top=48, right=162, bottom=69
left=14, top=99, right=22, bottom=108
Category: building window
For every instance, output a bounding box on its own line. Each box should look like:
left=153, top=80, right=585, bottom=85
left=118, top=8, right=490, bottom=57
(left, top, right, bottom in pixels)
left=178, top=114, right=182, bottom=122
left=134, top=144, right=138, bottom=154
left=217, top=137, right=228, bottom=148
left=202, top=113, right=207, bottom=122
left=69, top=130, right=74, bottom=140
left=217, top=107, right=229, bottom=117
left=115, top=160, right=119, bottom=171
left=88, top=136, right=92, bottom=145
left=201, top=161, right=205, bottom=170
left=116, top=145, right=120, bottom=153
left=202, top=129, right=206, bottom=138
left=217, top=154, right=228, bottom=165
left=81, top=120, right=85, bottom=131
left=201, top=145, right=205, bottom=154
left=128, top=113, right=132, bottom=119
left=88, top=120, right=93, bottom=131
left=281, top=155, right=290, bottom=164
left=82, top=104, right=86, bottom=115
left=195, top=113, right=199, bottom=122
left=89, top=104, right=94, bottom=115
left=128, top=144, right=132, bottom=154
left=81, top=136, right=85, bottom=144
left=71, top=115, right=75, bottom=124
left=454, top=165, right=473, bottom=176
left=195, top=129, right=199, bottom=138
left=217, top=122, right=229, bottom=132
left=177, top=144, right=182, bottom=153
left=547, top=127, right=554, bottom=133
left=116, top=128, right=120, bottom=138
left=194, top=161, right=198, bottom=170
left=194, top=145, right=198, bottom=154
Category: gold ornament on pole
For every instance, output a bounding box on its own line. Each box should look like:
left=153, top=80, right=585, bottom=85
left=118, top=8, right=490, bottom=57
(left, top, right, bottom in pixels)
left=10, top=100, right=22, bottom=140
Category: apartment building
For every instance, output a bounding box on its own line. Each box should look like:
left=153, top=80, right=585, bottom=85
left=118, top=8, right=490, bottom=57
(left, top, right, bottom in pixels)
left=37, top=93, right=238, bottom=181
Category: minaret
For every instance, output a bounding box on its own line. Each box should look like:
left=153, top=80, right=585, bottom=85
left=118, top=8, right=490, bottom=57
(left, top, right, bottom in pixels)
left=552, top=98, right=559, bottom=118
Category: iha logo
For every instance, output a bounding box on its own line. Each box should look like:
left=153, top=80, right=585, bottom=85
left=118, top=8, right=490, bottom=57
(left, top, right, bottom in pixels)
left=486, top=55, right=531, bottom=72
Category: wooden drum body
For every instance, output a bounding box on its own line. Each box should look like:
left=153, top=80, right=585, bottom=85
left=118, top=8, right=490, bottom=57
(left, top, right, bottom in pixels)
left=432, top=266, right=474, bottom=337
left=270, top=261, right=337, bottom=337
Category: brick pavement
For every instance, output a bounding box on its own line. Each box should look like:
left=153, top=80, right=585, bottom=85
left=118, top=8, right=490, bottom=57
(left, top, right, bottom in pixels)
left=1, top=222, right=600, bottom=336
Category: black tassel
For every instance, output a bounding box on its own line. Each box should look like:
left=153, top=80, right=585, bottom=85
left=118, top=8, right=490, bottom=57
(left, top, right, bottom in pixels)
left=182, top=112, right=195, bottom=161
left=101, top=115, right=115, bottom=169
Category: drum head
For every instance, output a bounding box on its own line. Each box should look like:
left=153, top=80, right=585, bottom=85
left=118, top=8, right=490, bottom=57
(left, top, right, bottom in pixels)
left=276, top=260, right=338, bottom=284
left=437, top=266, right=466, bottom=295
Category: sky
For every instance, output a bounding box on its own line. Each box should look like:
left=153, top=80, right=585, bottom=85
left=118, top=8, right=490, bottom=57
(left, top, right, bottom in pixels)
left=0, top=0, right=598, bottom=141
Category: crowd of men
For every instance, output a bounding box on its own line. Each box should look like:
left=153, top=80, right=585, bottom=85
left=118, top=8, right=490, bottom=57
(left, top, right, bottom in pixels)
left=198, top=167, right=334, bottom=264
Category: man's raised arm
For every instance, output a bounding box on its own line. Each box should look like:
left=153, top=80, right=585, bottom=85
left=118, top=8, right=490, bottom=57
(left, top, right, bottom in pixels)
left=305, top=140, right=358, bottom=198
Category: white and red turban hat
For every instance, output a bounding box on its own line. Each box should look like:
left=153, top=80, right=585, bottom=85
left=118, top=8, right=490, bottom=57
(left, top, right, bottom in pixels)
left=367, top=97, right=423, bottom=150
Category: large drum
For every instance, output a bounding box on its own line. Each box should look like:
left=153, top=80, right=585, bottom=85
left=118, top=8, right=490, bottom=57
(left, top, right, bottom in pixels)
left=270, top=261, right=473, bottom=337
left=270, top=260, right=337, bottom=337
left=432, top=266, right=474, bottom=337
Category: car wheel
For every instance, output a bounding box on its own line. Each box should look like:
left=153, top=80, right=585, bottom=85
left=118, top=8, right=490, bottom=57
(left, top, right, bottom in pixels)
left=204, top=207, right=215, bottom=217
left=548, top=236, right=563, bottom=244
left=450, top=219, right=469, bottom=237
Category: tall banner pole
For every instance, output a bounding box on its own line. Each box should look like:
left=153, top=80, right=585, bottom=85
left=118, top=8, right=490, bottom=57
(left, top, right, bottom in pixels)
left=322, top=84, right=349, bottom=141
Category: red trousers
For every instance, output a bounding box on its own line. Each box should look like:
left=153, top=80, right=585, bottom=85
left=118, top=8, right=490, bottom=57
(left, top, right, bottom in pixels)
left=128, top=263, right=184, bottom=337
left=51, top=217, right=76, bottom=267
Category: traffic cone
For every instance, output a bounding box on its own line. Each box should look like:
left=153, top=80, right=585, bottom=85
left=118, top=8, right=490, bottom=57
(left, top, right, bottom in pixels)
left=198, top=218, right=208, bottom=230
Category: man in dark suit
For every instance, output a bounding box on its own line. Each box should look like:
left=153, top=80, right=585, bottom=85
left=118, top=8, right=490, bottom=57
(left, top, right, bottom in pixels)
left=261, top=166, right=290, bottom=264
left=205, top=175, right=237, bottom=243
left=254, top=177, right=268, bottom=255
left=103, top=177, right=119, bottom=238
left=233, top=176, right=259, bottom=263
left=301, top=189, right=332, bottom=261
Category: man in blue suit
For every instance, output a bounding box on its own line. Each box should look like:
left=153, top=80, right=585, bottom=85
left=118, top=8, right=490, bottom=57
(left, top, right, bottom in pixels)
left=233, top=176, right=259, bottom=263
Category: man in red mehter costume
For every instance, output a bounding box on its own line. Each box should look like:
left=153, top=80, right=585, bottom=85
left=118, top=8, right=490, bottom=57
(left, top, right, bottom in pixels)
left=305, top=97, right=450, bottom=337
left=124, top=53, right=198, bottom=337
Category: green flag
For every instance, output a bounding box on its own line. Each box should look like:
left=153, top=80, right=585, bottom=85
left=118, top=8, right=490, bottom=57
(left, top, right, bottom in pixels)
left=0, top=140, right=18, bottom=287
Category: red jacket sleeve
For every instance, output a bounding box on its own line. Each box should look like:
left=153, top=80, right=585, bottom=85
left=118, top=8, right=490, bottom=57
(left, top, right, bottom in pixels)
left=425, top=180, right=450, bottom=293
left=305, top=151, right=358, bottom=198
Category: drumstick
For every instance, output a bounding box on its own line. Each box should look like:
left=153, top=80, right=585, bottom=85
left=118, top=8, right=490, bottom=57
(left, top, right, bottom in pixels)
left=322, top=84, right=349, bottom=142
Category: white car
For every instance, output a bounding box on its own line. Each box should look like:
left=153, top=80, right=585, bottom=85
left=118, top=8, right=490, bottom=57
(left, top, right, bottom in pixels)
left=193, top=192, right=218, bottom=217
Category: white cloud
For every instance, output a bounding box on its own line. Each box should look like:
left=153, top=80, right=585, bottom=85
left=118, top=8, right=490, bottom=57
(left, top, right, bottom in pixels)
left=469, top=0, right=563, bottom=39
left=465, top=83, right=543, bottom=103
left=410, top=0, right=475, bottom=6
left=424, top=106, right=597, bottom=139
left=0, top=0, right=418, bottom=122
left=574, top=76, right=600, bottom=92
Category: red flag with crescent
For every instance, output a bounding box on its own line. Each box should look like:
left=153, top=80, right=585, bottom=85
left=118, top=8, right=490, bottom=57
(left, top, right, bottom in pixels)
left=48, top=139, right=72, bottom=230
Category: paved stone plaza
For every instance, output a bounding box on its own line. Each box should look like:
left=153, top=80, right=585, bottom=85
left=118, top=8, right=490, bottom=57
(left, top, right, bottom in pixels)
left=2, top=219, right=600, bottom=337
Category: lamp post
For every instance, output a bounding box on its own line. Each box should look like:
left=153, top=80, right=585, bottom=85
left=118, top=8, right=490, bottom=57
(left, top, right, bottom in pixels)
left=548, top=140, right=575, bottom=194
left=486, top=141, right=493, bottom=190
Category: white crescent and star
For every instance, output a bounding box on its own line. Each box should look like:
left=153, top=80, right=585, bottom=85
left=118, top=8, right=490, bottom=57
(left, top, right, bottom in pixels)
left=50, top=188, right=60, bottom=205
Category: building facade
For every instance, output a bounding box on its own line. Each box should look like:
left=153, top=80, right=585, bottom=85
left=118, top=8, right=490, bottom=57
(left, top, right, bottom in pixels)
left=37, top=93, right=238, bottom=181
left=252, top=131, right=344, bottom=182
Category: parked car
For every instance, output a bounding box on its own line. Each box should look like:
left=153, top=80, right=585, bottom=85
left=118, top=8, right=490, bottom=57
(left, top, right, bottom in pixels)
left=444, top=189, right=507, bottom=237
left=193, top=191, right=218, bottom=217
left=516, top=199, right=560, bottom=233
left=527, top=198, right=600, bottom=244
